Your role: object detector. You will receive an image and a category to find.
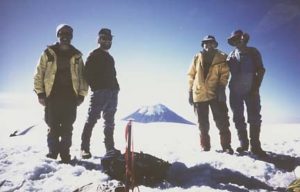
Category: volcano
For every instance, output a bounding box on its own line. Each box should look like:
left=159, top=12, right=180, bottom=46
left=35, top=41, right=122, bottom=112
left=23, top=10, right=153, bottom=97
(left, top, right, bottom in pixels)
left=122, top=104, right=195, bottom=125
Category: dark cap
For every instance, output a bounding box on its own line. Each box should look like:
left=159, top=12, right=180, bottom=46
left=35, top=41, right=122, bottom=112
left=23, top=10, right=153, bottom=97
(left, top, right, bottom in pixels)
left=98, top=28, right=113, bottom=37
left=227, top=30, right=243, bottom=46
left=201, top=35, right=218, bottom=48
left=56, top=24, right=73, bottom=37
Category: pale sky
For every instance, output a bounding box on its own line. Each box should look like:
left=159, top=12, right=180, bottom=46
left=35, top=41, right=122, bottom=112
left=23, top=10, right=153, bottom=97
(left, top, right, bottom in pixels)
left=1, top=0, right=300, bottom=123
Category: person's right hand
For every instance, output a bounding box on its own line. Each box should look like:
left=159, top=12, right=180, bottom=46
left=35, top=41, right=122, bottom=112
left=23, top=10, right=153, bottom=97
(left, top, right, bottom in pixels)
left=189, top=91, right=194, bottom=106
left=38, top=98, right=46, bottom=106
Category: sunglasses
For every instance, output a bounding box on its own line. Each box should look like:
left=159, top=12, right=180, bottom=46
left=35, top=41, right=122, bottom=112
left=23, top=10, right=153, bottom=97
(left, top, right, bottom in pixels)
left=58, top=31, right=73, bottom=37
left=100, top=35, right=113, bottom=41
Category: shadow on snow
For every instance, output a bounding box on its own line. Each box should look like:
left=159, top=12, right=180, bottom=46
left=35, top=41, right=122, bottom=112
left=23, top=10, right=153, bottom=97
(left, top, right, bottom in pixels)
left=72, top=156, right=287, bottom=191
left=237, top=150, right=300, bottom=172
left=167, top=162, right=285, bottom=192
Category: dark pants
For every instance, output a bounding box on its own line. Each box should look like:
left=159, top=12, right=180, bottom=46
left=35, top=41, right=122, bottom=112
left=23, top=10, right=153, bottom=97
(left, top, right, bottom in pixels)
left=194, top=99, right=230, bottom=134
left=194, top=99, right=231, bottom=149
left=81, top=89, right=119, bottom=152
left=45, top=97, right=77, bottom=159
left=230, top=91, right=262, bottom=148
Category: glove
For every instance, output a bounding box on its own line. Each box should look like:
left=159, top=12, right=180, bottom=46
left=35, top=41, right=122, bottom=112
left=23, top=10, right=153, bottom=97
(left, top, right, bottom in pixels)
left=217, top=86, right=226, bottom=102
left=37, top=93, right=46, bottom=106
left=77, top=95, right=84, bottom=106
left=38, top=98, right=46, bottom=106
left=188, top=91, right=194, bottom=106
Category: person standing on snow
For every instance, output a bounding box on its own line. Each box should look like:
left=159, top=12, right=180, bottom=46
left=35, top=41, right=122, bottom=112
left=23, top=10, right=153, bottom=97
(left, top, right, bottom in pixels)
left=227, top=30, right=266, bottom=157
left=80, top=28, right=120, bottom=159
left=34, top=24, right=88, bottom=163
left=187, top=35, right=233, bottom=154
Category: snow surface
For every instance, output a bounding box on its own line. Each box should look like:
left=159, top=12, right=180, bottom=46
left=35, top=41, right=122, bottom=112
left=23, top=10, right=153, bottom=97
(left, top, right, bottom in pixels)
left=138, top=104, right=165, bottom=116
left=0, top=103, right=300, bottom=192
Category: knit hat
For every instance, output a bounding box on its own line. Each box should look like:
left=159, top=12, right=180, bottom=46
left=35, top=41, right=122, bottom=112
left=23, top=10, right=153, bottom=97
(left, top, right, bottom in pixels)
left=56, top=24, right=73, bottom=37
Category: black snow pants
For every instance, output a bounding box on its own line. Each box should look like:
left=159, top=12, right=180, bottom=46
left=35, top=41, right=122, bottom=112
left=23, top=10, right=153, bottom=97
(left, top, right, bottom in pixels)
left=45, top=96, right=77, bottom=160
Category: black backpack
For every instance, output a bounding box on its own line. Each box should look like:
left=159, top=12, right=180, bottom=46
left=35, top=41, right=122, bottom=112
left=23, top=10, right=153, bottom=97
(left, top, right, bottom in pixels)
left=101, top=151, right=171, bottom=187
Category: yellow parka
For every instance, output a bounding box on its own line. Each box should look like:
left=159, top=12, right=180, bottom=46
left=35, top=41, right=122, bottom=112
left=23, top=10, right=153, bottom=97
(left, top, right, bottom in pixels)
left=187, top=50, right=229, bottom=102
left=34, top=47, right=88, bottom=97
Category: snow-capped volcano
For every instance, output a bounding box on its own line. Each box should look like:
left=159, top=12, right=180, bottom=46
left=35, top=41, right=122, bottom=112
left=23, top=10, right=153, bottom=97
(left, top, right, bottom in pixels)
left=122, top=104, right=195, bottom=125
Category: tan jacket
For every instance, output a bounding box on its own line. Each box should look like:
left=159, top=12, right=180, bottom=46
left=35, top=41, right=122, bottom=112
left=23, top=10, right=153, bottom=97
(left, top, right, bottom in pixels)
left=187, top=50, right=229, bottom=102
left=34, top=47, right=88, bottom=97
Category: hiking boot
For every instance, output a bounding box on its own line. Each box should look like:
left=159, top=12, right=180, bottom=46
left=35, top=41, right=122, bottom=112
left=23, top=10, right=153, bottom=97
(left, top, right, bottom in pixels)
left=223, top=147, right=234, bottom=155
left=104, top=148, right=121, bottom=157
left=200, top=133, right=211, bottom=151
left=201, top=147, right=210, bottom=152
left=60, top=153, right=71, bottom=164
left=81, top=150, right=92, bottom=159
left=236, top=145, right=249, bottom=153
left=251, top=147, right=267, bottom=157
left=236, top=126, right=249, bottom=153
left=220, top=132, right=233, bottom=155
left=59, top=158, right=71, bottom=164
left=46, top=152, right=58, bottom=160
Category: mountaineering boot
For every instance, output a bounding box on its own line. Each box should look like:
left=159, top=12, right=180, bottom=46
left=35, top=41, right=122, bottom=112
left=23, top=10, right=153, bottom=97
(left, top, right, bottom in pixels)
left=223, top=147, right=234, bottom=155
left=47, top=127, right=59, bottom=160
left=103, top=130, right=121, bottom=157
left=220, top=132, right=234, bottom=155
left=251, top=146, right=267, bottom=157
left=81, top=150, right=92, bottom=159
left=59, top=153, right=71, bottom=164
left=250, top=124, right=267, bottom=157
left=46, top=152, right=58, bottom=160
left=104, top=127, right=116, bottom=152
left=236, top=145, right=249, bottom=153
left=81, top=122, right=96, bottom=159
left=236, top=127, right=249, bottom=153
left=104, top=148, right=121, bottom=157
left=81, top=122, right=95, bottom=155
left=200, top=133, right=211, bottom=151
left=59, top=147, right=72, bottom=164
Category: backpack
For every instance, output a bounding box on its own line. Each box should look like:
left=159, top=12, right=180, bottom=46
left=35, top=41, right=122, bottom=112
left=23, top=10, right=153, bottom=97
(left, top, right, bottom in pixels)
left=101, top=151, right=171, bottom=187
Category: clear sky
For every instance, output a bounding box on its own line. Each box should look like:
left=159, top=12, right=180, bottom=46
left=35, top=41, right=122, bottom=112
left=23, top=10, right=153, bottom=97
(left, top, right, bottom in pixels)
left=1, top=0, right=300, bottom=123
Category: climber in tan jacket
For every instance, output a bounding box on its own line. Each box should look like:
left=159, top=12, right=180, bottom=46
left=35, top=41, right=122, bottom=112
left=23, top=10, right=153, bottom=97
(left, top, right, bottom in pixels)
left=187, top=35, right=233, bottom=154
left=33, top=24, right=88, bottom=163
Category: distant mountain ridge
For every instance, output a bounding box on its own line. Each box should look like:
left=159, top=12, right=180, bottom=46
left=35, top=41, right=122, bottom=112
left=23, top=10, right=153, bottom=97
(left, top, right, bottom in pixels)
left=122, top=104, right=195, bottom=125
